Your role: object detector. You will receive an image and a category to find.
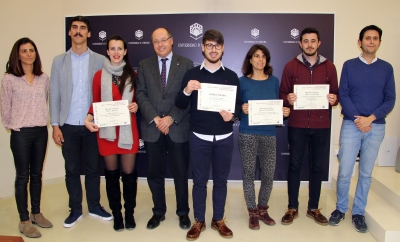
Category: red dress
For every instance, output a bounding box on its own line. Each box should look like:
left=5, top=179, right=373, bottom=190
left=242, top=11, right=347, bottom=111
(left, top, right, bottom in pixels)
left=89, top=70, right=139, bottom=156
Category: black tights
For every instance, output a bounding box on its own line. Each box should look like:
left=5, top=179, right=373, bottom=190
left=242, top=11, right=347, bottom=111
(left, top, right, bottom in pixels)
left=104, top=154, right=136, bottom=174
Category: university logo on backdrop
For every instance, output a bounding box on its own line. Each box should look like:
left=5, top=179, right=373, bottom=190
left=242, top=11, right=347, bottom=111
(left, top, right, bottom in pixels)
left=99, top=31, right=107, bottom=41
left=190, top=23, right=203, bottom=40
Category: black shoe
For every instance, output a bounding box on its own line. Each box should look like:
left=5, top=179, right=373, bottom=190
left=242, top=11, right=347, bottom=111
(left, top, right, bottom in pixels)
left=328, top=209, right=345, bottom=226
left=352, top=214, right=368, bottom=233
left=125, top=213, right=136, bottom=230
left=146, top=214, right=165, bottom=229
left=113, top=211, right=124, bottom=232
left=179, top=214, right=191, bottom=229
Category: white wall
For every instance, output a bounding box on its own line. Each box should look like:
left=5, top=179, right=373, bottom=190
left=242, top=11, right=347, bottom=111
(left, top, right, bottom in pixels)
left=0, top=0, right=399, bottom=198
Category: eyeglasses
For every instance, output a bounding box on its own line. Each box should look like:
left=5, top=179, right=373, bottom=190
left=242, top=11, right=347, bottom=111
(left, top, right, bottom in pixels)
left=204, top=43, right=222, bottom=50
left=153, top=37, right=171, bottom=45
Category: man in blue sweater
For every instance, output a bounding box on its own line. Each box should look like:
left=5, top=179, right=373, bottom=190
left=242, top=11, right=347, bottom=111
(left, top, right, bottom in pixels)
left=329, top=25, right=396, bottom=233
left=176, top=29, right=241, bottom=241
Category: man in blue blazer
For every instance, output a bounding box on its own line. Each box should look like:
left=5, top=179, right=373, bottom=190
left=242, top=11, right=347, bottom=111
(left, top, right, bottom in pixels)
left=136, top=27, right=193, bottom=230
left=49, top=15, right=112, bottom=228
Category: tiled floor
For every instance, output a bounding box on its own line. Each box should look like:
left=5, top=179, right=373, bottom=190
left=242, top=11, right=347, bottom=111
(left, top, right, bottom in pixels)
left=0, top=180, right=377, bottom=242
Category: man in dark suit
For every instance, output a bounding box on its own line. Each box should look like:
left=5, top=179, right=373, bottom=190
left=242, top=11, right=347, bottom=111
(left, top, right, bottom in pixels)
left=136, top=27, right=194, bottom=230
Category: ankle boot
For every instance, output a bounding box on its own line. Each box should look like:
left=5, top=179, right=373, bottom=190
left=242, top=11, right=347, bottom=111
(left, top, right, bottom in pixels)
left=258, top=205, right=276, bottom=225
left=122, top=171, right=137, bottom=230
left=248, top=208, right=260, bottom=230
left=105, top=169, right=124, bottom=231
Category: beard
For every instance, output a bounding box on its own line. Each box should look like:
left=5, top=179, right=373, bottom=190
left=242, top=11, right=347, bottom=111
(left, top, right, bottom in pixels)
left=302, top=47, right=318, bottom=57
left=202, top=51, right=223, bottom=64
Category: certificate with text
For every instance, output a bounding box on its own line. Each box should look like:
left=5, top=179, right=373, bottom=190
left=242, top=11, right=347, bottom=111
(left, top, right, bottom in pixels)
left=249, top=100, right=283, bottom=126
left=93, top=100, right=131, bottom=127
left=293, top=84, right=329, bottom=110
left=197, top=83, right=237, bottom=112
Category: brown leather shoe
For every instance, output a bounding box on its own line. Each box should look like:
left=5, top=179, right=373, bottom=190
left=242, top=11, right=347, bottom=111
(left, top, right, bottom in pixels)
left=258, top=205, right=276, bottom=226
left=211, top=218, right=233, bottom=238
left=186, top=220, right=206, bottom=241
left=307, top=209, right=328, bottom=226
left=281, top=209, right=298, bottom=225
left=247, top=208, right=260, bottom=230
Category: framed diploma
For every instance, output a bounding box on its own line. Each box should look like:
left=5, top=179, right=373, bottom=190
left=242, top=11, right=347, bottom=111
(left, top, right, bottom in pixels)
left=93, top=100, right=131, bottom=127
left=293, top=84, right=329, bottom=110
left=248, top=100, right=283, bottom=126
left=197, top=83, right=237, bottom=112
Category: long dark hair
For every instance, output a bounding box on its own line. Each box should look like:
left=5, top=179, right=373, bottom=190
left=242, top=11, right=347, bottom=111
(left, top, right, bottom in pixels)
left=6, top=37, right=43, bottom=77
left=106, top=35, right=135, bottom=93
left=241, top=44, right=273, bottom=77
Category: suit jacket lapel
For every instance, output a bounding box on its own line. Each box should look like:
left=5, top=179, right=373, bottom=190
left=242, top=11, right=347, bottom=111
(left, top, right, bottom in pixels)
left=165, top=54, right=179, bottom=92
left=66, top=50, right=73, bottom=98
left=150, top=56, right=163, bottom=91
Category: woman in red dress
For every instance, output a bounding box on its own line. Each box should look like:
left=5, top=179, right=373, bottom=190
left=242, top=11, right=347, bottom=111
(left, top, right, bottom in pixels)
left=85, top=35, right=139, bottom=231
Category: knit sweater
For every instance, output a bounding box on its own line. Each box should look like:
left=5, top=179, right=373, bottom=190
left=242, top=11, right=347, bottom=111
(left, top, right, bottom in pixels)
left=239, top=75, right=279, bottom=136
left=339, top=58, right=396, bottom=124
left=175, top=66, right=241, bottom=135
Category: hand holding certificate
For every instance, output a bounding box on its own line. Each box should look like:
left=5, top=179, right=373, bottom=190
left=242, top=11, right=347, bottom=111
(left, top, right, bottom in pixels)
left=249, top=100, right=283, bottom=126
left=197, top=83, right=237, bottom=112
left=93, top=100, right=131, bottom=127
left=293, top=84, right=329, bottom=110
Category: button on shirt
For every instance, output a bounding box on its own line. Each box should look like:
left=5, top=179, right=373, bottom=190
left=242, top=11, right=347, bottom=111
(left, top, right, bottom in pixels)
left=65, top=49, right=90, bottom=125
left=158, top=52, right=173, bottom=84
left=185, top=59, right=232, bottom=141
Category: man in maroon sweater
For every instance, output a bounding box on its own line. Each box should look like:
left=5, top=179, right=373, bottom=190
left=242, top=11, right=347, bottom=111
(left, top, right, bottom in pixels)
left=279, top=27, right=338, bottom=226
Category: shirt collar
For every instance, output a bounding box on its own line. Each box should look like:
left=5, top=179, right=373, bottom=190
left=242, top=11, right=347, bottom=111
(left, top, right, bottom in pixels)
left=301, top=54, right=320, bottom=68
left=70, top=48, right=90, bottom=57
left=359, top=54, right=378, bottom=65
left=158, top=52, right=173, bottom=62
left=200, top=59, right=225, bottom=73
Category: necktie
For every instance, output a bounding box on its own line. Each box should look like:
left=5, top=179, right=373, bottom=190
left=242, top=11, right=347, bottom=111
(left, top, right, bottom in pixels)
left=160, top=58, right=168, bottom=91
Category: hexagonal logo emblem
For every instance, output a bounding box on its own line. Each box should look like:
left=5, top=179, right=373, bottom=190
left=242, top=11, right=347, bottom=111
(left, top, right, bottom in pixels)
left=99, top=31, right=106, bottom=41
left=251, top=28, right=259, bottom=39
left=135, top=30, right=143, bottom=40
left=190, top=23, right=203, bottom=40
left=291, top=28, right=299, bottom=39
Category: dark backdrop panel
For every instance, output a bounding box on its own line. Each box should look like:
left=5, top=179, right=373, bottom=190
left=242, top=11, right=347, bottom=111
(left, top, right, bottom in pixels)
left=70, top=13, right=334, bottom=181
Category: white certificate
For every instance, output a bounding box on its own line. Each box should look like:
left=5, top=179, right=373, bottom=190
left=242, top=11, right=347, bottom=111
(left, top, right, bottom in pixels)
left=249, top=100, right=283, bottom=126
left=197, top=83, right=237, bottom=112
left=293, top=84, right=329, bottom=110
left=93, top=100, right=131, bottom=127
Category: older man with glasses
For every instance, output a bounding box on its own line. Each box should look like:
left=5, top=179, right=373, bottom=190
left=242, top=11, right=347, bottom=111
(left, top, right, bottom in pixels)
left=136, top=27, right=194, bottom=230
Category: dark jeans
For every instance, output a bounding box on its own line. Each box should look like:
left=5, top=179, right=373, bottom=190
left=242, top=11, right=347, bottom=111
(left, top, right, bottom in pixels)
left=11, top=126, right=48, bottom=221
left=60, top=124, right=100, bottom=213
left=287, top=127, right=330, bottom=210
left=190, top=132, right=233, bottom=222
left=145, top=134, right=189, bottom=216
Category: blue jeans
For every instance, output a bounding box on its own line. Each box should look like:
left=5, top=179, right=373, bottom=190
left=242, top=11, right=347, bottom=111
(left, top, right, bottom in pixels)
left=336, top=120, right=385, bottom=215
left=287, top=127, right=330, bottom=210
